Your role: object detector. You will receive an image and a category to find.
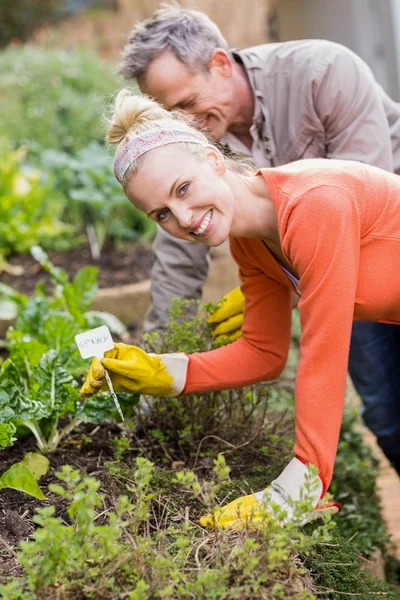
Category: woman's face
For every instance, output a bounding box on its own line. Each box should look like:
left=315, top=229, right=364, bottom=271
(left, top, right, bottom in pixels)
left=126, top=144, right=235, bottom=247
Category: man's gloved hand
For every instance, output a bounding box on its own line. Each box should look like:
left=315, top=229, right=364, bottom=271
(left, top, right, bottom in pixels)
left=80, top=343, right=189, bottom=397
left=199, top=457, right=341, bottom=530
left=208, top=286, right=245, bottom=343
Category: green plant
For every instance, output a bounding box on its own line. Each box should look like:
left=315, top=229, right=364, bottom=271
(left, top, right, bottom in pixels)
left=112, top=435, right=131, bottom=461
left=0, top=246, right=138, bottom=451
left=142, top=299, right=292, bottom=476
left=37, top=142, right=156, bottom=254
left=331, top=405, right=392, bottom=556
left=0, top=462, right=44, bottom=500
left=0, top=45, right=123, bottom=153
left=0, top=141, right=73, bottom=268
left=0, top=458, right=337, bottom=600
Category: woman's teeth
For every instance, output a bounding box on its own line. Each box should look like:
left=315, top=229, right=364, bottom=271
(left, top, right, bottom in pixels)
left=192, top=210, right=212, bottom=235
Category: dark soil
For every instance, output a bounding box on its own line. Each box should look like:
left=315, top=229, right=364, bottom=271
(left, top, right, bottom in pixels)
left=0, top=401, right=293, bottom=582
left=0, top=241, right=154, bottom=295
left=0, top=421, right=123, bottom=579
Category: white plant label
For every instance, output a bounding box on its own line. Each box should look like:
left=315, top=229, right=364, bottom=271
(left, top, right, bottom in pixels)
left=75, top=325, right=124, bottom=421
left=75, top=325, right=114, bottom=360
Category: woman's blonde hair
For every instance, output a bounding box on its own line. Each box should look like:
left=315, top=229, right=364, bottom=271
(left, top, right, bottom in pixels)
left=106, top=89, right=256, bottom=187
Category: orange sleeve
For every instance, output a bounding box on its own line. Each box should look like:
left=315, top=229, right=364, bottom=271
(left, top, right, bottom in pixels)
left=184, top=240, right=292, bottom=393
left=283, top=185, right=360, bottom=488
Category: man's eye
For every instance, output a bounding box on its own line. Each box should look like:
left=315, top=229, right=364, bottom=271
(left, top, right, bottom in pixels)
left=178, top=183, right=189, bottom=196
left=157, top=208, right=169, bottom=222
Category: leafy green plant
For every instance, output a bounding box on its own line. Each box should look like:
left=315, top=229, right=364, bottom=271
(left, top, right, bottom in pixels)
left=0, top=246, right=138, bottom=451
left=37, top=142, right=156, bottom=254
left=0, top=45, right=123, bottom=152
left=0, top=453, right=49, bottom=499
left=0, top=141, right=73, bottom=269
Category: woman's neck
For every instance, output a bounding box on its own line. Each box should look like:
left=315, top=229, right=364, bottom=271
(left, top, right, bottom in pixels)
left=227, top=170, right=279, bottom=241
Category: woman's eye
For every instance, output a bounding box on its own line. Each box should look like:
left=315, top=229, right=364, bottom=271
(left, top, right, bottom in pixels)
left=157, top=208, right=169, bottom=222
left=178, top=183, right=190, bottom=196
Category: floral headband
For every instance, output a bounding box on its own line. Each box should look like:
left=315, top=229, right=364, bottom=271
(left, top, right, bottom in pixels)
left=113, top=126, right=208, bottom=183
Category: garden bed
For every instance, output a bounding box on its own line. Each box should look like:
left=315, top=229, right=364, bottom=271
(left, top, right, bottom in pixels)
left=0, top=249, right=399, bottom=599
left=0, top=242, right=154, bottom=295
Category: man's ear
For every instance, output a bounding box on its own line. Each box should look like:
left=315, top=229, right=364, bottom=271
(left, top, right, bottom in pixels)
left=204, top=145, right=226, bottom=175
left=209, top=49, right=232, bottom=77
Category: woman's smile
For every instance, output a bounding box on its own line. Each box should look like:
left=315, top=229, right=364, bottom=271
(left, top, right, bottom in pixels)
left=190, top=209, right=213, bottom=237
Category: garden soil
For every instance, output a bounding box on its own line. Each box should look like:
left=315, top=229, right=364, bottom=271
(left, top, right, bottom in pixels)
left=0, top=242, right=154, bottom=295
left=0, top=421, right=123, bottom=579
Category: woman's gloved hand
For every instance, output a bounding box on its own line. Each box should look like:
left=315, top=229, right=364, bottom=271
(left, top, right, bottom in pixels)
left=208, top=286, right=245, bottom=343
left=80, top=343, right=189, bottom=397
left=200, top=457, right=341, bottom=530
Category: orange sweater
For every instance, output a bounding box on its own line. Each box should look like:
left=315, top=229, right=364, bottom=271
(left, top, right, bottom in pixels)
left=185, top=158, right=400, bottom=490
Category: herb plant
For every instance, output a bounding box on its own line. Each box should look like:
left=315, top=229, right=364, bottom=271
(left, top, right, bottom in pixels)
left=0, top=246, right=138, bottom=452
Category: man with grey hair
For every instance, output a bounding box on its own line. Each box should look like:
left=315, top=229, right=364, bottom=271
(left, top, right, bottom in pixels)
left=121, top=5, right=400, bottom=476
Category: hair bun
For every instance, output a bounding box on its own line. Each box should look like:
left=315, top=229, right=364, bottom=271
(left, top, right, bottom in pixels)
left=107, top=89, right=170, bottom=144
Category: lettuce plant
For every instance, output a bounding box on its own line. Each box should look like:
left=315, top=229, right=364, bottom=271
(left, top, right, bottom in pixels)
left=0, top=246, right=138, bottom=452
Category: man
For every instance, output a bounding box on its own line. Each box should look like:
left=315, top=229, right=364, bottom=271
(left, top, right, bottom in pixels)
left=120, top=5, right=400, bottom=475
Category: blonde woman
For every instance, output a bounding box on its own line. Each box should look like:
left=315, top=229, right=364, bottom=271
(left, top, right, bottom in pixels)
left=82, top=90, right=400, bottom=528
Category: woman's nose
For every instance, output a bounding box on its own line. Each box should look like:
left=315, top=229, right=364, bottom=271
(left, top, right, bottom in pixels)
left=174, top=205, right=193, bottom=229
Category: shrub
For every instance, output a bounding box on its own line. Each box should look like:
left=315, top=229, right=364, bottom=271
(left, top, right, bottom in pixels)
left=0, top=45, right=125, bottom=152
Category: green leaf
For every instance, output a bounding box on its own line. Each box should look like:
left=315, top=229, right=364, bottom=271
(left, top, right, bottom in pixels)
left=30, top=245, right=69, bottom=286
left=85, top=311, right=127, bottom=336
left=22, top=453, right=50, bottom=481
left=0, top=422, right=16, bottom=449
left=8, top=338, right=48, bottom=380
left=72, top=266, right=98, bottom=313
left=15, top=296, right=49, bottom=337
left=0, top=463, right=45, bottom=499
left=0, top=359, right=48, bottom=421
left=0, top=282, right=27, bottom=308
left=41, top=312, right=79, bottom=351
left=0, top=388, right=15, bottom=423
left=76, top=392, right=139, bottom=424
left=32, top=350, right=78, bottom=416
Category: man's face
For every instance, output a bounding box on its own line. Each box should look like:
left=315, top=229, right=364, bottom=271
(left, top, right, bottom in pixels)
left=140, top=50, right=237, bottom=140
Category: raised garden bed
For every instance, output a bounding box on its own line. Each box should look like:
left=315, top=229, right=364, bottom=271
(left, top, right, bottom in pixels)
left=0, top=247, right=398, bottom=599
left=0, top=242, right=154, bottom=295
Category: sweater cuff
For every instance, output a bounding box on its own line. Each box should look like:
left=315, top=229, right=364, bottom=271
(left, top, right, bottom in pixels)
left=159, top=353, right=189, bottom=396
left=271, top=457, right=323, bottom=507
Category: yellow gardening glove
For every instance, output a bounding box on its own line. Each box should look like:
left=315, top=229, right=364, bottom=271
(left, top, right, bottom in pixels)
left=80, top=343, right=188, bottom=397
left=208, top=286, right=245, bottom=344
left=199, top=458, right=341, bottom=530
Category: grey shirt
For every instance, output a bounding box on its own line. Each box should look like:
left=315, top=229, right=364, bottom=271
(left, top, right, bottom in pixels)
left=144, top=39, right=400, bottom=331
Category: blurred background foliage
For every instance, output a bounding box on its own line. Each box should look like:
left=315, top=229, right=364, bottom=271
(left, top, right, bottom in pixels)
left=0, top=44, right=155, bottom=266
left=0, top=0, right=116, bottom=48
left=0, top=45, right=119, bottom=152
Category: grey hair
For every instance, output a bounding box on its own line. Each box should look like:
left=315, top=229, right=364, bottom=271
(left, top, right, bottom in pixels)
left=120, top=4, right=230, bottom=81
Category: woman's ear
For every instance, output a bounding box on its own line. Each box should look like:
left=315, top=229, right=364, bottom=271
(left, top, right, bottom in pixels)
left=204, top=145, right=227, bottom=175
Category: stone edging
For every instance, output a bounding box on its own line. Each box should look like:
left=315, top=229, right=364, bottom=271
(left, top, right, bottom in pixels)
left=0, top=252, right=241, bottom=335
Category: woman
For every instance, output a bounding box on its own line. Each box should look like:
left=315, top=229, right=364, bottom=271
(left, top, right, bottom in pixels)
left=82, top=89, right=400, bottom=528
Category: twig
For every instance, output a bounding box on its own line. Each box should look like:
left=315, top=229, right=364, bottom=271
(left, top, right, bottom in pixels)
left=0, top=534, right=17, bottom=557
left=194, top=537, right=209, bottom=569
left=94, top=507, right=113, bottom=521
left=315, top=588, right=389, bottom=596
left=347, top=530, right=359, bottom=543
